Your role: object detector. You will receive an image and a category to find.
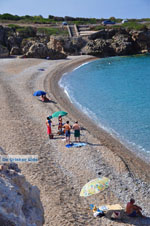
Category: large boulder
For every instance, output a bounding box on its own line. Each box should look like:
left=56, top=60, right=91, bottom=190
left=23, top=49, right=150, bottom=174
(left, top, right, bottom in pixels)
left=5, top=35, right=22, bottom=52
left=25, top=42, right=67, bottom=59
left=130, top=30, right=150, bottom=52
left=25, top=42, right=49, bottom=58
left=47, top=36, right=65, bottom=53
left=48, top=36, right=86, bottom=55
left=82, top=39, right=115, bottom=57
left=0, top=163, right=44, bottom=226
left=10, top=46, right=21, bottom=55
left=21, top=40, right=36, bottom=54
left=0, top=44, right=9, bottom=58
left=82, top=32, right=136, bottom=57
left=111, top=34, right=134, bottom=55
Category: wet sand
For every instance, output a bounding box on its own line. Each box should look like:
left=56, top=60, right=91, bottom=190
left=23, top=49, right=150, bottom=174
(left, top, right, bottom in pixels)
left=0, top=56, right=150, bottom=226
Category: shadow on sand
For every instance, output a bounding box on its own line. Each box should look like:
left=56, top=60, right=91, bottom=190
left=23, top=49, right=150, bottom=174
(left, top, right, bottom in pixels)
left=38, top=99, right=57, bottom=104
left=105, top=210, right=150, bottom=226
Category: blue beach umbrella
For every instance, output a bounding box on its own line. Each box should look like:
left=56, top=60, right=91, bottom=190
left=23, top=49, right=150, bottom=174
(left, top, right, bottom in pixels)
left=33, top=90, right=46, bottom=96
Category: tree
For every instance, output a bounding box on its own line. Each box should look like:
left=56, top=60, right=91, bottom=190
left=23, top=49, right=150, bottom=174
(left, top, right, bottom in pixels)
left=109, top=17, right=116, bottom=21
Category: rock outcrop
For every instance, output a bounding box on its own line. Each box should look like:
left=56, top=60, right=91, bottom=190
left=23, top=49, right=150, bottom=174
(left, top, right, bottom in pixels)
left=82, top=29, right=139, bottom=57
left=24, top=42, right=67, bottom=59
left=0, top=25, right=150, bottom=58
left=48, top=36, right=86, bottom=55
left=0, top=44, right=9, bottom=58
left=0, top=163, right=44, bottom=226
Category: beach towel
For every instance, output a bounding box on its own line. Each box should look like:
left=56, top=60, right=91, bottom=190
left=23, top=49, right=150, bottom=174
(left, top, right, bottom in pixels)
left=99, top=204, right=123, bottom=211
left=65, top=142, right=87, bottom=148
left=38, top=68, right=45, bottom=71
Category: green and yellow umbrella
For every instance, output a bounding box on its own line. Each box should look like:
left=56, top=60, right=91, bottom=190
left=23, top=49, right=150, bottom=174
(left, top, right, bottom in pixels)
left=80, top=177, right=110, bottom=197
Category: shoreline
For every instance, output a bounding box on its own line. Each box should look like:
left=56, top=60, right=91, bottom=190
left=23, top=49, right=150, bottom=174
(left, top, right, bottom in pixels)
left=46, top=55, right=150, bottom=182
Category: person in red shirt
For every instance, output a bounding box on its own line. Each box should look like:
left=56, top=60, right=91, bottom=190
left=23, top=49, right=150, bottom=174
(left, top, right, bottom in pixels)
left=126, top=198, right=144, bottom=217
left=46, top=117, right=52, bottom=139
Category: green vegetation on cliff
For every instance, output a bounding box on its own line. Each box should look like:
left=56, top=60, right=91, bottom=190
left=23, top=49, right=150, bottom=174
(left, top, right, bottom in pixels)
left=1, top=13, right=150, bottom=31
left=7, top=24, right=68, bottom=37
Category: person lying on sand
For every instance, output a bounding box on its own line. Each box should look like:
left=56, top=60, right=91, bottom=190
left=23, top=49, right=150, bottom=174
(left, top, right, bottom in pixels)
left=126, top=198, right=145, bottom=217
left=41, top=94, right=50, bottom=102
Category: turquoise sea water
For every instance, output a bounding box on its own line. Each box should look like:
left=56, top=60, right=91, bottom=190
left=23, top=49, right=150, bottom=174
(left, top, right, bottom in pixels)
left=59, top=55, right=150, bottom=162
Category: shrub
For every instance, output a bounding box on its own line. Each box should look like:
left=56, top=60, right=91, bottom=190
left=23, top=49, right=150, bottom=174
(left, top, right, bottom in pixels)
left=37, top=27, right=68, bottom=36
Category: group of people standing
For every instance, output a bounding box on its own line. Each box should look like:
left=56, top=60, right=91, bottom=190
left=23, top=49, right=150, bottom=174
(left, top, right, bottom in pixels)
left=46, top=115, right=81, bottom=144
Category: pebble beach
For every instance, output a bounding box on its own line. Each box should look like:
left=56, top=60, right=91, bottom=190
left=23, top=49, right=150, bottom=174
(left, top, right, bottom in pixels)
left=0, top=55, right=150, bottom=226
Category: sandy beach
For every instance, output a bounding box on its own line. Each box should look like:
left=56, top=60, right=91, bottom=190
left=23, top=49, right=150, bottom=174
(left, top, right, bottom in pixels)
left=0, top=56, right=150, bottom=226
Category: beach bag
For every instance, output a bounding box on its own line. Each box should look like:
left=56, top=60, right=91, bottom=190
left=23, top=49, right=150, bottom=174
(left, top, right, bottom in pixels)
left=49, top=134, right=54, bottom=139
left=93, top=210, right=105, bottom=218
left=111, top=211, right=121, bottom=219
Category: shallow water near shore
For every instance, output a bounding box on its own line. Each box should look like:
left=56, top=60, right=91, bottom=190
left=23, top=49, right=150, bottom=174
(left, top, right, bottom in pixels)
left=59, top=54, right=150, bottom=162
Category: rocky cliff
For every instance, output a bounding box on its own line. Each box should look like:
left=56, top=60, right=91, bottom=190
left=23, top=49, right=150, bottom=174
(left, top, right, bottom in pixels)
left=81, top=28, right=150, bottom=57
left=0, top=25, right=150, bottom=59
left=0, top=162, right=44, bottom=226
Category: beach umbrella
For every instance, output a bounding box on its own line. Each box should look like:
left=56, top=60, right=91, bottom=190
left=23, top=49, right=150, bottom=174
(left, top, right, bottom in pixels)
left=33, top=90, right=46, bottom=96
left=80, top=177, right=110, bottom=197
left=52, top=111, right=68, bottom=118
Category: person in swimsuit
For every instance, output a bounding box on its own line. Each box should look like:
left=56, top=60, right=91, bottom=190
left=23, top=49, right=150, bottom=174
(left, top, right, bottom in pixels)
left=126, top=198, right=144, bottom=217
left=63, top=121, right=71, bottom=143
left=72, top=121, right=80, bottom=142
left=58, top=115, right=63, bottom=134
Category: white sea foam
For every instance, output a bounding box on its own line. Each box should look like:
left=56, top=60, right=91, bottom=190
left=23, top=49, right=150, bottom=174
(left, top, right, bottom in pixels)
left=73, top=62, right=90, bottom=71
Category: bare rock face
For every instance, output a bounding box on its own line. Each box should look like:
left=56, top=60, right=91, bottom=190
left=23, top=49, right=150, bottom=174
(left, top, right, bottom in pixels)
left=82, top=39, right=115, bottom=57
left=131, top=30, right=150, bottom=52
left=25, top=42, right=48, bottom=58
left=25, top=42, right=67, bottom=59
left=21, top=40, right=36, bottom=54
left=0, top=26, right=5, bottom=44
left=0, top=163, right=44, bottom=226
left=0, top=44, right=9, bottom=58
left=111, top=34, right=134, bottom=55
left=82, top=31, right=137, bottom=57
left=10, top=46, right=21, bottom=55
left=48, top=36, right=86, bottom=55
left=47, top=36, right=65, bottom=53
